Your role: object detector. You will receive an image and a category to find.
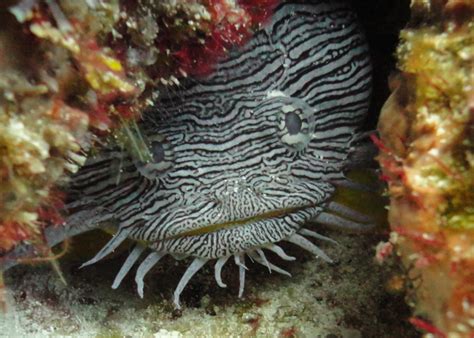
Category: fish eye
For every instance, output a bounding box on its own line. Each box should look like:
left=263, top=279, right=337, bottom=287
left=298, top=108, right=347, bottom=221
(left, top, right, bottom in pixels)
left=150, top=141, right=165, bottom=163
left=279, top=104, right=313, bottom=151
left=284, top=110, right=302, bottom=135
left=134, top=136, right=173, bottom=179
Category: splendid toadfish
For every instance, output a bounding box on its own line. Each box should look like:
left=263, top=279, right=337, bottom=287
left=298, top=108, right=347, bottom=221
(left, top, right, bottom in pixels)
left=66, top=0, right=373, bottom=308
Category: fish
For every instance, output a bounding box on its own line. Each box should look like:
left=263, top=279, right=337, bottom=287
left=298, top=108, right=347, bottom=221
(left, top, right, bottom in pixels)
left=14, top=0, right=374, bottom=309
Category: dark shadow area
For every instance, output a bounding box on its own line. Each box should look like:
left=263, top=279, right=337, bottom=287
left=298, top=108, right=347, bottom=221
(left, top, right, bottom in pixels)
left=352, top=0, right=411, bottom=128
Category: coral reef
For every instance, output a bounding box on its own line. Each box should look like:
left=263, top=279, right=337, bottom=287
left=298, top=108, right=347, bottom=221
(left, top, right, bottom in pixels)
left=377, top=0, right=474, bottom=336
left=1, top=0, right=134, bottom=258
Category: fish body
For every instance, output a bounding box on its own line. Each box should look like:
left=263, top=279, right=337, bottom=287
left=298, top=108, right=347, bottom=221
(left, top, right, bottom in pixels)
left=68, top=0, right=372, bottom=308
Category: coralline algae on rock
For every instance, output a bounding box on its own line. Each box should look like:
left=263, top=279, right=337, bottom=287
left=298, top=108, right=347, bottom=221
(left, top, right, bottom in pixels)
left=377, top=0, right=474, bottom=336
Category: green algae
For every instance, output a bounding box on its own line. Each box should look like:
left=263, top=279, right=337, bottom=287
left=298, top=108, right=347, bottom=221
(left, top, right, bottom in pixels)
left=397, top=21, right=474, bottom=231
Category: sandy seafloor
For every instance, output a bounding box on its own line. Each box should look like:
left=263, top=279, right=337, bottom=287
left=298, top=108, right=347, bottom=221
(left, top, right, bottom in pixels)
left=1, top=229, right=418, bottom=338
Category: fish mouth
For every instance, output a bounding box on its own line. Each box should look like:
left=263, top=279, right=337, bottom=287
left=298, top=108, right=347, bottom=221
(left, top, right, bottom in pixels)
left=171, top=205, right=313, bottom=239
left=151, top=204, right=326, bottom=261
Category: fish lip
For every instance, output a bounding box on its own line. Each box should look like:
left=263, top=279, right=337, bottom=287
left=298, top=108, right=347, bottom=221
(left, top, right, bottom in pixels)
left=170, top=204, right=314, bottom=239
left=151, top=205, right=325, bottom=260
left=143, top=181, right=335, bottom=241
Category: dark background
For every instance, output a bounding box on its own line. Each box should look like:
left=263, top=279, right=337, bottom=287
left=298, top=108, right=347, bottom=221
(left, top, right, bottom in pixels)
left=352, top=0, right=411, bottom=128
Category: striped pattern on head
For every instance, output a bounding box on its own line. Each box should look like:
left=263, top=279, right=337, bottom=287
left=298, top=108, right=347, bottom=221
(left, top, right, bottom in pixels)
left=70, top=0, right=372, bottom=307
